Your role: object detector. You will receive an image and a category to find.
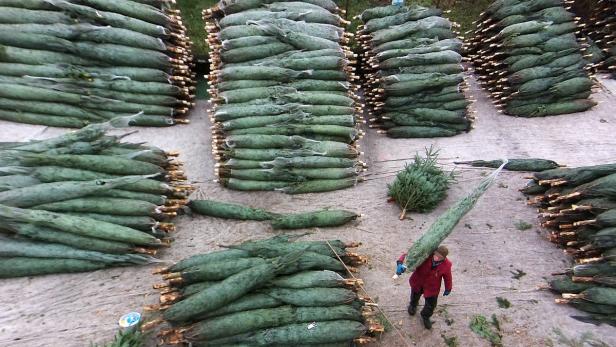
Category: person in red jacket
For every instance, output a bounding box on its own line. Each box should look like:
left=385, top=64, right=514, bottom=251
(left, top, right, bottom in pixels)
left=396, top=245, right=452, bottom=330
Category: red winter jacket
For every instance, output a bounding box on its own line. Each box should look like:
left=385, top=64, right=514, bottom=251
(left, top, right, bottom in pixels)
left=398, top=253, right=453, bottom=298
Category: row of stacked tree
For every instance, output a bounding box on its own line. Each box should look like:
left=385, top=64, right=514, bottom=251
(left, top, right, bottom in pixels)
left=357, top=5, right=473, bottom=138
left=0, top=0, right=195, bottom=127
left=147, top=235, right=383, bottom=346
left=203, top=0, right=365, bottom=193
left=467, top=0, right=596, bottom=117
left=523, top=163, right=616, bottom=326
left=0, top=119, right=192, bottom=278
left=574, top=0, right=616, bottom=75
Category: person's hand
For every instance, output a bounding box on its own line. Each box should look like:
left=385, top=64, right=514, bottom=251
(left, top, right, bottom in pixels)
left=443, top=290, right=451, bottom=296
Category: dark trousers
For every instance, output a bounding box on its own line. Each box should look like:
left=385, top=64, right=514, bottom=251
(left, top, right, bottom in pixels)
left=409, top=289, right=438, bottom=319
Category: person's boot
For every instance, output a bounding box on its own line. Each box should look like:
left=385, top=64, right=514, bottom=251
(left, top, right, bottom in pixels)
left=421, top=316, right=432, bottom=330
left=407, top=304, right=416, bottom=316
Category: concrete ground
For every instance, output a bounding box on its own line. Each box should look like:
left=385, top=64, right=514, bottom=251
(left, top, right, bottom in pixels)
left=0, top=74, right=615, bottom=347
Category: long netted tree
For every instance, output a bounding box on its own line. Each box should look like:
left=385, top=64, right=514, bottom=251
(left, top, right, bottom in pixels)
left=177, top=0, right=492, bottom=58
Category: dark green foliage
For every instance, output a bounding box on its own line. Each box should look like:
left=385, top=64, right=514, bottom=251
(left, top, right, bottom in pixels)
left=455, top=158, right=560, bottom=171
left=496, top=297, right=511, bottom=309
left=204, top=320, right=366, bottom=345
left=388, top=147, right=454, bottom=215
left=0, top=257, right=106, bottom=278
left=271, top=210, right=358, bottom=229
left=189, top=199, right=274, bottom=221
left=1, top=0, right=195, bottom=127
left=0, top=119, right=188, bottom=277
left=466, top=0, right=594, bottom=116
left=441, top=333, right=459, bottom=347
left=91, top=324, right=145, bottom=347
left=207, top=2, right=360, bottom=193
left=189, top=199, right=358, bottom=229
left=523, top=162, right=616, bottom=318
left=548, top=276, right=594, bottom=294
left=469, top=314, right=503, bottom=347
left=514, top=220, right=533, bottom=231
left=154, top=234, right=373, bottom=344
left=358, top=3, right=472, bottom=137
left=163, top=253, right=303, bottom=323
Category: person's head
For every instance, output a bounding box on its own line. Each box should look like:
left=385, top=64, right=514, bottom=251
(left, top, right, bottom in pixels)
left=433, top=245, right=449, bottom=261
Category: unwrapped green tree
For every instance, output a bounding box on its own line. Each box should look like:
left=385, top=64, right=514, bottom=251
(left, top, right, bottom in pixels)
left=388, top=146, right=455, bottom=219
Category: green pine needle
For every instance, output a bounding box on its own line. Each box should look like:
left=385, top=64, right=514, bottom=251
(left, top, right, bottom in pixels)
left=496, top=297, right=511, bottom=309
left=514, top=220, right=533, bottom=231
left=469, top=314, right=503, bottom=347
left=91, top=324, right=145, bottom=347
left=388, top=146, right=455, bottom=217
